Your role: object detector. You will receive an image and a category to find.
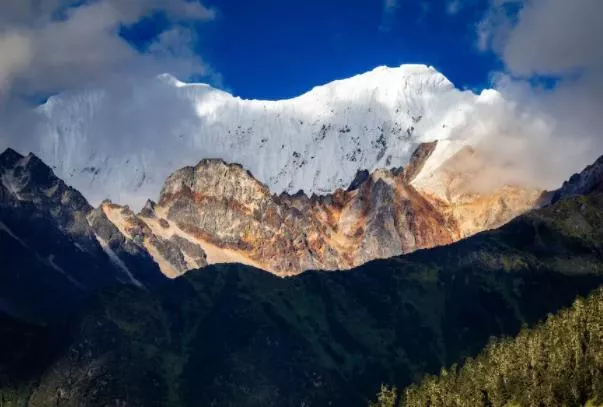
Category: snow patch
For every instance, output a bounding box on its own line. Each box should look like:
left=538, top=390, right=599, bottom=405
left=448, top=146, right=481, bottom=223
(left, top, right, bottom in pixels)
left=42, top=184, right=59, bottom=198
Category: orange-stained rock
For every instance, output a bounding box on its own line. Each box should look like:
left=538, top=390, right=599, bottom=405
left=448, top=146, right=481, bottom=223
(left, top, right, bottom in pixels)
left=104, top=143, right=543, bottom=277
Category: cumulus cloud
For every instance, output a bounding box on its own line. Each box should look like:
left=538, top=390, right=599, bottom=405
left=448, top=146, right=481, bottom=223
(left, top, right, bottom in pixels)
left=476, top=0, right=603, bottom=189
left=0, top=0, right=215, bottom=99
left=0, top=0, right=217, bottom=173
left=479, top=0, right=603, bottom=76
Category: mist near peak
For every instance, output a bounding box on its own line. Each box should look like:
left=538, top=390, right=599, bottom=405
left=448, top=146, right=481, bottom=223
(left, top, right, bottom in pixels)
left=477, top=0, right=603, bottom=190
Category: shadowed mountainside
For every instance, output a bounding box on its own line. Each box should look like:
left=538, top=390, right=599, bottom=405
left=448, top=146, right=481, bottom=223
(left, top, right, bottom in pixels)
left=0, top=149, right=166, bottom=322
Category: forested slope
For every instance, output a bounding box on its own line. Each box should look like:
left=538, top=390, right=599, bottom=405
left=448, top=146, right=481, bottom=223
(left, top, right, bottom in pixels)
left=371, top=286, right=603, bottom=407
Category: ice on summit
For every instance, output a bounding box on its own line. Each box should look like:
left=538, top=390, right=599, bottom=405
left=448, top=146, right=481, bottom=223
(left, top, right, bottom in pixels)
left=32, top=64, right=508, bottom=210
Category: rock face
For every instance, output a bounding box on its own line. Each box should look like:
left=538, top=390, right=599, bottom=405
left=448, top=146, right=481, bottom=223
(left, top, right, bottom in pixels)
left=153, top=157, right=456, bottom=275
left=103, top=141, right=543, bottom=276
left=0, top=143, right=545, bottom=280
left=0, top=149, right=166, bottom=321
left=98, top=201, right=207, bottom=278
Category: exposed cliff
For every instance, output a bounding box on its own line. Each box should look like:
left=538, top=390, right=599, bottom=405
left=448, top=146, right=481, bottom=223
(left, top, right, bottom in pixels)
left=105, top=141, right=542, bottom=276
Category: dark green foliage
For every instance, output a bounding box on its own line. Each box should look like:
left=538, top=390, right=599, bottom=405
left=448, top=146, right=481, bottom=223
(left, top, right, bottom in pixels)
left=2, top=194, right=603, bottom=406
left=386, top=287, right=603, bottom=407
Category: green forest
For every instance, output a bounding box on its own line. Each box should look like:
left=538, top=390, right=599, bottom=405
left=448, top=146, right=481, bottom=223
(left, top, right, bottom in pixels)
left=371, top=287, right=603, bottom=407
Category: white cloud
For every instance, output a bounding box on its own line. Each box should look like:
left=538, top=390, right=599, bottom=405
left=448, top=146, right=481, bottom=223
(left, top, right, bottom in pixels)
left=0, top=0, right=217, bottom=164
left=0, top=0, right=215, bottom=98
left=476, top=0, right=603, bottom=188
left=0, top=32, right=32, bottom=94
left=479, top=0, right=603, bottom=76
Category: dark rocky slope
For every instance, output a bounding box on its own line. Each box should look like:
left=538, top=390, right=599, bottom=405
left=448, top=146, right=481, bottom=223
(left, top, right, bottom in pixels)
left=0, top=149, right=166, bottom=322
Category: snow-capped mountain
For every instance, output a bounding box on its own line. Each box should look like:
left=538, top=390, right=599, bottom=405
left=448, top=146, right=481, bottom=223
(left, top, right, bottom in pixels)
left=34, top=64, right=507, bottom=210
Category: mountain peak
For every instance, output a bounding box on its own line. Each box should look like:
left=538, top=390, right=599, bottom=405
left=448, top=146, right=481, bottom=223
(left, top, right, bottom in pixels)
left=302, top=64, right=454, bottom=102
left=0, top=148, right=25, bottom=169
left=36, top=64, right=499, bottom=210
left=159, top=157, right=270, bottom=207
left=0, top=150, right=58, bottom=197
left=550, top=154, right=603, bottom=204
left=370, top=64, right=449, bottom=81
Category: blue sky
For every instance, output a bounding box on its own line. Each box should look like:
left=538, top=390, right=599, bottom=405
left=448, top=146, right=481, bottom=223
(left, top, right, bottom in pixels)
left=126, top=0, right=500, bottom=100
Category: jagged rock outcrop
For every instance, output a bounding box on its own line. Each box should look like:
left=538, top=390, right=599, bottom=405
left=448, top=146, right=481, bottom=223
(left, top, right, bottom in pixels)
left=102, top=142, right=543, bottom=276
left=0, top=149, right=166, bottom=321
left=0, top=143, right=546, bottom=280
left=549, top=155, right=603, bottom=204
left=98, top=201, right=207, bottom=278
left=153, top=157, right=458, bottom=275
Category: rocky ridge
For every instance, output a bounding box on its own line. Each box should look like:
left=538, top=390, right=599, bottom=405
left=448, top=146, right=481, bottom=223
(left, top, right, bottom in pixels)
left=102, top=141, right=543, bottom=276
left=0, top=140, right=547, bottom=280
left=550, top=155, right=603, bottom=204
left=0, top=149, right=166, bottom=321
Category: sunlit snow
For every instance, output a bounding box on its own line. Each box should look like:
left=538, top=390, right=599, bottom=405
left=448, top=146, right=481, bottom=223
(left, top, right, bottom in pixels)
left=34, top=64, right=509, bottom=210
